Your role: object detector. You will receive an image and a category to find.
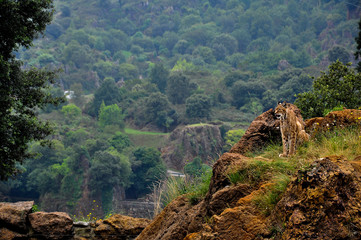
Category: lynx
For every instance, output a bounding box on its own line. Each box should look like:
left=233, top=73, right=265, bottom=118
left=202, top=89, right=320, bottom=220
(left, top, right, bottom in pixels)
left=275, top=102, right=309, bottom=157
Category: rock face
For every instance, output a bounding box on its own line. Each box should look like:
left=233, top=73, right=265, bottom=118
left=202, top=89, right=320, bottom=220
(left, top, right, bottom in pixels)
left=272, top=156, right=361, bottom=239
left=136, top=195, right=203, bottom=240
left=138, top=154, right=361, bottom=240
left=229, top=108, right=280, bottom=155
left=229, top=109, right=279, bottom=155
left=162, top=124, right=223, bottom=171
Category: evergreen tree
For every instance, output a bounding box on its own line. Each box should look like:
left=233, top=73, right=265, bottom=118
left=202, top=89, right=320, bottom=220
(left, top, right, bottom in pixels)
left=88, top=78, right=123, bottom=117
left=0, top=0, right=63, bottom=180
left=149, top=64, right=169, bottom=93
left=166, top=72, right=191, bottom=104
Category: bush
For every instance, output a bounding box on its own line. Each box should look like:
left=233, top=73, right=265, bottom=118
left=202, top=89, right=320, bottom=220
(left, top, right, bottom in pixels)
left=185, top=94, right=211, bottom=119
left=295, top=61, right=361, bottom=118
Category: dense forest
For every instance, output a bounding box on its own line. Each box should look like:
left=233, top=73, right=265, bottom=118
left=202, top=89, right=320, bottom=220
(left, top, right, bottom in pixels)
left=1, top=0, right=361, bottom=217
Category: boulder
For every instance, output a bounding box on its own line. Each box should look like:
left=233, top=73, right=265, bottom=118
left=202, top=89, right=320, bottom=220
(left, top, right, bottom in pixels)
left=229, top=108, right=280, bottom=154
left=205, top=152, right=248, bottom=196
left=0, top=201, right=34, bottom=232
left=29, top=211, right=73, bottom=240
left=230, top=104, right=304, bottom=155
left=271, top=156, right=361, bottom=239
left=94, top=214, right=150, bottom=240
left=136, top=196, right=204, bottom=240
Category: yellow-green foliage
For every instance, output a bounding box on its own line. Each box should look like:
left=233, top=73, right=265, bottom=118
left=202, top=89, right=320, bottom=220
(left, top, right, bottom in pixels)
left=223, top=129, right=245, bottom=151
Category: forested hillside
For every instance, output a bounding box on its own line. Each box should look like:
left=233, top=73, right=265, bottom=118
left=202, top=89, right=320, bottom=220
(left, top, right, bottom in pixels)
left=20, top=0, right=359, bottom=119
left=1, top=0, right=360, bottom=218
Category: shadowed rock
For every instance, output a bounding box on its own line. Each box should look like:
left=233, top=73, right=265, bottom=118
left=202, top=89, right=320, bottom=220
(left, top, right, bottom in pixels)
left=29, top=211, right=73, bottom=240
left=94, top=214, right=150, bottom=240
left=0, top=201, right=34, bottom=233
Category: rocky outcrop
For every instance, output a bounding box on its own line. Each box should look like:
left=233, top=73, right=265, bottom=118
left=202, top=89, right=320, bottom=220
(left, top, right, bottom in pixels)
left=229, top=109, right=279, bottom=154
left=162, top=124, right=223, bottom=171
left=136, top=195, right=203, bottom=240
left=271, top=156, right=361, bottom=239
left=230, top=104, right=304, bottom=155
left=0, top=204, right=73, bottom=240
left=137, top=109, right=361, bottom=240
left=138, top=153, right=361, bottom=240
left=305, top=109, right=361, bottom=136
left=0, top=202, right=149, bottom=240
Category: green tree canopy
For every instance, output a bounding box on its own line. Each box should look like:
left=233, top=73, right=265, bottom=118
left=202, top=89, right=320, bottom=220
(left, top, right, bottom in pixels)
left=110, top=131, right=132, bottom=153
left=166, top=72, right=191, bottom=104
left=0, top=0, right=54, bottom=60
left=127, top=147, right=166, bottom=198
left=149, top=63, right=169, bottom=93
left=89, top=149, right=131, bottom=191
left=328, top=46, right=350, bottom=64
left=295, top=61, right=361, bottom=118
left=87, top=77, right=123, bottom=116
left=0, top=0, right=64, bottom=180
left=61, top=104, right=82, bottom=120
left=98, top=102, right=124, bottom=130
left=185, top=94, right=211, bottom=119
left=184, top=157, right=211, bottom=178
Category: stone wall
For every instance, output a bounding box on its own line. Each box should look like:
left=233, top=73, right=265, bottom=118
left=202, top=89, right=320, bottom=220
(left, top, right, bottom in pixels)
left=0, top=201, right=150, bottom=240
left=114, top=201, right=156, bottom=219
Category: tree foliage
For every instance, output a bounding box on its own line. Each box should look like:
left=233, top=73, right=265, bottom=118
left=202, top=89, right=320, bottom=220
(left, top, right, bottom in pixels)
left=186, top=94, right=211, bottom=119
left=149, top=63, right=169, bottom=93
left=88, top=78, right=123, bottom=116
left=0, top=0, right=64, bottom=180
left=167, top=72, right=191, bottom=104
left=98, top=102, right=124, bottom=130
left=295, top=61, right=361, bottom=118
left=184, top=157, right=211, bottom=178
left=127, top=147, right=166, bottom=198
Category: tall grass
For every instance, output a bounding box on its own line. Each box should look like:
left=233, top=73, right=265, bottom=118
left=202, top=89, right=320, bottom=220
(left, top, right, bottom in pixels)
left=305, top=127, right=361, bottom=160
left=151, top=168, right=213, bottom=213
left=227, top=126, right=361, bottom=215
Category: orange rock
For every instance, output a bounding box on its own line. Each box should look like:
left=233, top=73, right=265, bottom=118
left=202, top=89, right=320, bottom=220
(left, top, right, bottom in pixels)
left=305, top=109, right=361, bottom=136
left=95, top=214, right=150, bottom=240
